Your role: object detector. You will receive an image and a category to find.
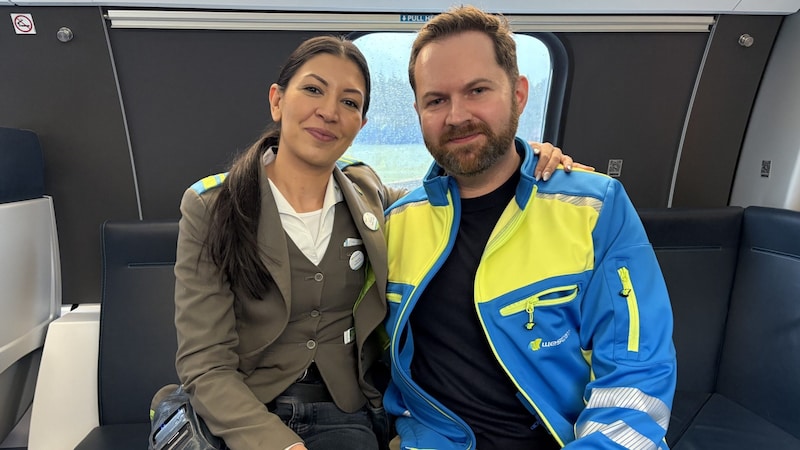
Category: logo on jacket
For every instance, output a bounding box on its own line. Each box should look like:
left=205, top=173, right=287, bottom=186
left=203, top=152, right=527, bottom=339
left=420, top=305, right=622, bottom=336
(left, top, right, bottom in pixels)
left=529, top=330, right=571, bottom=351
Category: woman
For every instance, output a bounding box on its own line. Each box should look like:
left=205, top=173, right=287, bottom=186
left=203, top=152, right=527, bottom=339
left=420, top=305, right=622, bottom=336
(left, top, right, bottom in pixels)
left=170, top=35, right=576, bottom=450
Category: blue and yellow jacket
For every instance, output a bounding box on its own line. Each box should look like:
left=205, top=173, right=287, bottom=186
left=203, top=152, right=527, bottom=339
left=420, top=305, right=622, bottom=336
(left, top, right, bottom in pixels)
left=382, top=138, right=677, bottom=449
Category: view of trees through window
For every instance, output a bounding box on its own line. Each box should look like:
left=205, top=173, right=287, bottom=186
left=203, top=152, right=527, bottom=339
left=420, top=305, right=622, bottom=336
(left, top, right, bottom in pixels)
left=348, top=32, right=553, bottom=190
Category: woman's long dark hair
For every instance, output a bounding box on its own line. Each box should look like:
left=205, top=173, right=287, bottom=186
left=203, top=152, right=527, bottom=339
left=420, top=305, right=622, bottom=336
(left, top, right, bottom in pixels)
left=206, top=35, right=371, bottom=299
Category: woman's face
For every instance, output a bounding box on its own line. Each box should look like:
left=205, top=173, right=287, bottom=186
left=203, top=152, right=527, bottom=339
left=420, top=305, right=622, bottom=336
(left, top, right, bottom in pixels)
left=269, top=53, right=368, bottom=171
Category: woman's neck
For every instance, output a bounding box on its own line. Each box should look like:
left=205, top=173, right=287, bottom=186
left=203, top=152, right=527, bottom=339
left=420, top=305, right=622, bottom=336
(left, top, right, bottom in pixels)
left=264, top=154, right=331, bottom=213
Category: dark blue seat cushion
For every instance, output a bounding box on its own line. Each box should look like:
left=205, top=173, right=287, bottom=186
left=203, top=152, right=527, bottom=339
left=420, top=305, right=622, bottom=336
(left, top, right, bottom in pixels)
left=666, top=390, right=711, bottom=446
left=671, top=394, right=800, bottom=450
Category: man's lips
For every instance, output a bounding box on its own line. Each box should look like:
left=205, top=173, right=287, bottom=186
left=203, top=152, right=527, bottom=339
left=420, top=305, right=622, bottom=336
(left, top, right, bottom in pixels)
left=447, top=133, right=481, bottom=144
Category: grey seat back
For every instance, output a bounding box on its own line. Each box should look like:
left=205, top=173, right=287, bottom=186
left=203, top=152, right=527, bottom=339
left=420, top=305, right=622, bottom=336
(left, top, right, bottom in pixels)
left=0, top=127, right=60, bottom=443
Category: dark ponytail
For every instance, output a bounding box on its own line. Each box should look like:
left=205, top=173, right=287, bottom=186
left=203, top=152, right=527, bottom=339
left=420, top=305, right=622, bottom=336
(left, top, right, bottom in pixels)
left=206, top=129, right=277, bottom=299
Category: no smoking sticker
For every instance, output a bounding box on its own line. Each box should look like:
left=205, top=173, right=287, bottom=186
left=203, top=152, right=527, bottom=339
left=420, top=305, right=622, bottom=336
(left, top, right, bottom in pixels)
left=11, top=13, right=36, bottom=35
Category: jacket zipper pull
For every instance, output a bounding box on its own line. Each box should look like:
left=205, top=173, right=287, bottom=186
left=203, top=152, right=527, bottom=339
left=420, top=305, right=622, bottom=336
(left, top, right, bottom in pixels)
left=525, top=299, right=535, bottom=330
left=619, top=267, right=632, bottom=297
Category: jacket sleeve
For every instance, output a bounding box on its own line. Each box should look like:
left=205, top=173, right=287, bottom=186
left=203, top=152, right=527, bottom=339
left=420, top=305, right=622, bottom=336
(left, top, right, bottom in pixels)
left=173, top=188, right=301, bottom=450
left=567, top=179, right=677, bottom=449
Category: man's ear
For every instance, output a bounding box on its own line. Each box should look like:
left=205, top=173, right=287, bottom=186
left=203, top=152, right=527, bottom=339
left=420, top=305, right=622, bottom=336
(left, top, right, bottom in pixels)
left=268, top=83, right=283, bottom=122
left=515, top=75, right=529, bottom=113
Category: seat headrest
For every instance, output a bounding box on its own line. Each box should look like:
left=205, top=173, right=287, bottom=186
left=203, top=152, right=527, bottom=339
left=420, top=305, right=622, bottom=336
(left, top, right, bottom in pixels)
left=0, top=127, right=45, bottom=204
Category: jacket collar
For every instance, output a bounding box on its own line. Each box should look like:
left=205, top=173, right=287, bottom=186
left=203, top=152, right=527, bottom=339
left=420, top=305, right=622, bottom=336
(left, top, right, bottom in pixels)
left=256, top=161, right=292, bottom=307
left=332, top=166, right=388, bottom=296
left=422, top=136, right=538, bottom=209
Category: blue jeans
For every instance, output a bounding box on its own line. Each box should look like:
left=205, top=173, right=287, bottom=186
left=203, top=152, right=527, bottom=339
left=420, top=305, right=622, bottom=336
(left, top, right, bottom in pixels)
left=271, top=400, right=379, bottom=450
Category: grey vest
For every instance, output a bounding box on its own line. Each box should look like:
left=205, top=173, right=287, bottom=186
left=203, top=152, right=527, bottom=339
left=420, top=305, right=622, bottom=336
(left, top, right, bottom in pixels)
left=271, top=202, right=367, bottom=411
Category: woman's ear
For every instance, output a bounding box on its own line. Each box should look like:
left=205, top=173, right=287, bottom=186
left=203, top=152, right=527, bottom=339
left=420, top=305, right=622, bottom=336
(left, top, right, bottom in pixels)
left=268, top=83, right=282, bottom=122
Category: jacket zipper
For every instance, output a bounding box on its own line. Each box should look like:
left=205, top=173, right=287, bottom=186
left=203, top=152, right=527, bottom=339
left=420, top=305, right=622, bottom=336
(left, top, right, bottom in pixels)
left=484, top=186, right=537, bottom=252
left=617, top=266, right=640, bottom=352
left=390, top=285, right=475, bottom=447
left=498, top=285, right=579, bottom=330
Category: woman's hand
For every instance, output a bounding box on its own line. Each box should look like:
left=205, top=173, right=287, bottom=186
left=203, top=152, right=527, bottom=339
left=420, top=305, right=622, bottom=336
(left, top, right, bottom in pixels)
left=530, top=141, right=595, bottom=181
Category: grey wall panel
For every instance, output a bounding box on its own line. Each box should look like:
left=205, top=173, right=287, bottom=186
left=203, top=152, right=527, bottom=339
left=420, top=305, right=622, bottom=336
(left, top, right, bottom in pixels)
left=108, top=28, right=324, bottom=219
left=558, top=32, right=708, bottom=208
left=672, top=15, right=782, bottom=207
left=0, top=7, right=139, bottom=303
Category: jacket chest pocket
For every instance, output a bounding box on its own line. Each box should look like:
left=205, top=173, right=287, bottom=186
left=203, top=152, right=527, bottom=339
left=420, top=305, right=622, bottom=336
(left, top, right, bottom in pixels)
left=499, top=284, right=579, bottom=331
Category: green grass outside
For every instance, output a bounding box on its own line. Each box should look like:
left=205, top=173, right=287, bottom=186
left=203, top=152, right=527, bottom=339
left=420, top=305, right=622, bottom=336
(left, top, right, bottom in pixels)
left=345, top=143, right=433, bottom=188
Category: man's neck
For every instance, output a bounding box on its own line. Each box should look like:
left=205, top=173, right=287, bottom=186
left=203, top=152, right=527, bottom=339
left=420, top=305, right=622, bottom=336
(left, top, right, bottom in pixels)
left=454, top=145, right=521, bottom=199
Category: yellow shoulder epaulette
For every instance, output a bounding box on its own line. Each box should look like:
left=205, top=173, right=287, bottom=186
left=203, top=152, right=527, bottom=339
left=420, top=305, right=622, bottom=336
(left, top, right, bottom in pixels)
left=190, top=172, right=228, bottom=194
left=336, top=155, right=365, bottom=170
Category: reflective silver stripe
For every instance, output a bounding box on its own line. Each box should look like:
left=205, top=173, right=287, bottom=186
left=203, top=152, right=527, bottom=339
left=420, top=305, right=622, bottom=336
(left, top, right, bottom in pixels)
left=585, top=386, right=670, bottom=430
left=535, top=192, right=603, bottom=213
left=578, top=420, right=658, bottom=450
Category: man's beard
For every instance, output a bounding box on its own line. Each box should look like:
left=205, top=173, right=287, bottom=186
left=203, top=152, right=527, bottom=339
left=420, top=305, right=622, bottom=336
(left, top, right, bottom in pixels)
left=424, top=100, right=519, bottom=177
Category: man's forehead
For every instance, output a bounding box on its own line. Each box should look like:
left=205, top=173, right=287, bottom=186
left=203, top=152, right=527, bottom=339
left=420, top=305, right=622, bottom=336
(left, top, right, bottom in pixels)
left=414, top=32, right=503, bottom=89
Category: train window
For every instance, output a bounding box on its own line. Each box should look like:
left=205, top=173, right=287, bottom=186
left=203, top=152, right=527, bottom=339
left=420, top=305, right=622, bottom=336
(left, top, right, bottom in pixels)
left=350, top=32, right=553, bottom=190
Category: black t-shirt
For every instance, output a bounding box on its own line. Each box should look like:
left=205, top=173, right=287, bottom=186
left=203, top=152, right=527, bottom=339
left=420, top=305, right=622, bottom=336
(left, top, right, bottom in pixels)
left=409, top=170, right=559, bottom=450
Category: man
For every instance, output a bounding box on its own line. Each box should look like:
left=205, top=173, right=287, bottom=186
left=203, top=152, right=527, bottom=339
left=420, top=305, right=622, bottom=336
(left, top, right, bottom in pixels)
left=382, top=5, right=676, bottom=450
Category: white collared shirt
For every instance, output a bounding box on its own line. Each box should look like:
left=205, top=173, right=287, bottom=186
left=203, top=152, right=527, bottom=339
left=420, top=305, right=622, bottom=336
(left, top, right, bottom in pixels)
left=263, top=148, right=343, bottom=265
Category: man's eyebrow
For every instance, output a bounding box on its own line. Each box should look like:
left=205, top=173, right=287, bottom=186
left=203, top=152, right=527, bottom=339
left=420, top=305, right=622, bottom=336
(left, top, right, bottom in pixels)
left=465, top=78, right=495, bottom=89
left=420, top=78, right=495, bottom=100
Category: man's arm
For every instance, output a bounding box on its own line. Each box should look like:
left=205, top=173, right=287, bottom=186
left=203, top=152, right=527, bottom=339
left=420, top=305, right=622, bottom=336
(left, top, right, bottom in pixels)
left=570, top=179, right=676, bottom=449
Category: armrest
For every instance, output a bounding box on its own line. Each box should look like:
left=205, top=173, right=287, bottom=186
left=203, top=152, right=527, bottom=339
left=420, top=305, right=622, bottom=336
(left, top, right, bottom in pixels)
left=28, top=304, right=101, bottom=450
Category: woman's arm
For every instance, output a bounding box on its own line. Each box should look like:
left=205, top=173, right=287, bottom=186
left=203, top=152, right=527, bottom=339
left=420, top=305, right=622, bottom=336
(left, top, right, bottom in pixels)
left=173, top=188, right=301, bottom=450
left=530, top=141, right=596, bottom=181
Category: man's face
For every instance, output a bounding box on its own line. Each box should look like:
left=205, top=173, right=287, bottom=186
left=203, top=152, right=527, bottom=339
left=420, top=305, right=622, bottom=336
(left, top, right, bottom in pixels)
left=412, top=31, right=527, bottom=177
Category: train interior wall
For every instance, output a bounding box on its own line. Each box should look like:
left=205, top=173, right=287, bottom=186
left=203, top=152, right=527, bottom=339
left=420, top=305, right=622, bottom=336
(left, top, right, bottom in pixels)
left=0, top=6, right=790, bottom=304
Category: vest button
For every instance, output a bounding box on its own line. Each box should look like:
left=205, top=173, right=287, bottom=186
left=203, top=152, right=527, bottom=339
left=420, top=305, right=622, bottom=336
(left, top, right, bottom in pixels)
left=314, top=272, right=324, bottom=282
left=310, top=310, right=320, bottom=318
left=306, top=340, right=317, bottom=350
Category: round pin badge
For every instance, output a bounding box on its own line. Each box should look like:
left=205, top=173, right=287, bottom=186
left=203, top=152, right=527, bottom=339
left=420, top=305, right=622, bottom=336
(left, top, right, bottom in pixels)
left=349, top=250, right=365, bottom=270
left=363, top=212, right=380, bottom=231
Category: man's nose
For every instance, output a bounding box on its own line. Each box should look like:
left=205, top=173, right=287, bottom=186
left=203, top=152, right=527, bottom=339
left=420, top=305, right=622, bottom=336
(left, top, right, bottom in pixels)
left=445, top=98, right=472, bottom=126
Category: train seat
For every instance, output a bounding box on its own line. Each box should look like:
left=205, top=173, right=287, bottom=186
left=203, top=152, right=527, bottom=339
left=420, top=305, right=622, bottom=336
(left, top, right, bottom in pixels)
left=640, top=206, right=800, bottom=449
left=28, top=220, right=179, bottom=450
left=0, top=127, right=61, bottom=445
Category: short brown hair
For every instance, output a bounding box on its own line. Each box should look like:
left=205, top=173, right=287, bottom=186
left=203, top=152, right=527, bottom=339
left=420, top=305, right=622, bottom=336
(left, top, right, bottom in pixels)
left=408, top=5, right=519, bottom=93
